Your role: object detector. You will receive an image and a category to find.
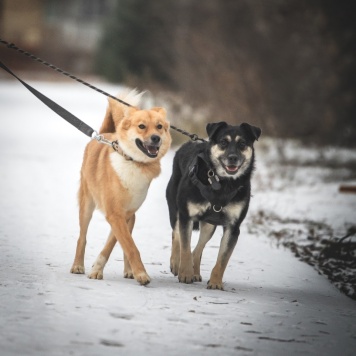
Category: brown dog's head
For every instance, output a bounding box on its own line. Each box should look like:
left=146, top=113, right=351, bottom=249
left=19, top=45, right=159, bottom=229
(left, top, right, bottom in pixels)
left=116, top=106, right=172, bottom=163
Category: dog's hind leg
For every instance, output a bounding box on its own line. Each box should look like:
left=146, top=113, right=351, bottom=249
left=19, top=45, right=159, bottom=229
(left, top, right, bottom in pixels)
left=192, top=222, right=216, bottom=282
left=170, top=228, right=180, bottom=276
left=107, top=213, right=150, bottom=285
left=123, top=215, right=135, bottom=279
left=70, top=182, right=95, bottom=274
left=178, top=215, right=194, bottom=283
left=207, top=226, right=240, bottom=290
left=88, top=229, right=116, bottom=279
left=88, top=214, right=136, bottom=280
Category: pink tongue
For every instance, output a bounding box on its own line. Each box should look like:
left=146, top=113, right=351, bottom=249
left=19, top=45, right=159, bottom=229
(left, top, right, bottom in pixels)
left=227, top=165, right=238, bottom=172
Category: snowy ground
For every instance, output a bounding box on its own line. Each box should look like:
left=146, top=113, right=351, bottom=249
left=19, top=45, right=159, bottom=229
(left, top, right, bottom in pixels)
left=0, top=80, right=356, bottom=355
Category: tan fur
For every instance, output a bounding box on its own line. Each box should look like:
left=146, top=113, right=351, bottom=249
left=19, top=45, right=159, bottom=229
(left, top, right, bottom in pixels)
left=70, top=92, right=171, bottom=285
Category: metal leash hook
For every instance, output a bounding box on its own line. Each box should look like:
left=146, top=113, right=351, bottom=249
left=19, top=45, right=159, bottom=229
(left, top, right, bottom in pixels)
left=92, top=131, right=113, bottom=147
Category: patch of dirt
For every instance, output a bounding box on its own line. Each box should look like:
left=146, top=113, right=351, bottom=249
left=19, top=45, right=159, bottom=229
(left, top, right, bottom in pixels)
left=248, top=211, right=356, bottom=300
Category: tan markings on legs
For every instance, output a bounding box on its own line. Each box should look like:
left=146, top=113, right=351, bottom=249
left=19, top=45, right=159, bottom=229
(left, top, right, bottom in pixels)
left=208, top=228, right=237, bottom=290
left=170, top=227, right=180, bottom=276
left=106, top=213, right=150, bottom=285
left=124, top=215, right=135, bottom=278
left=70, top=182, right=95, bottom=274
left=192, top=222, right=216, bottom=282
left=178, top=219, right=194, bottom=284
left=88, top=229, right=116, bottom=279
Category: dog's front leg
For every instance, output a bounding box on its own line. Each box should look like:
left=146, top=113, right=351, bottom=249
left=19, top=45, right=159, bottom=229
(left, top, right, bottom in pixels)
left=106, top=213, right=150, bottom=285
left=192, top=222, right=216, bottom=281
left=178, top=214, right=194, bottom=283
left=89, top=229, right=116, bottom=279
left=70, top=185, right=95, bottom=274
left=208, top=225, right=240, bottom=290
left=170, top=226, right=181, bottom=276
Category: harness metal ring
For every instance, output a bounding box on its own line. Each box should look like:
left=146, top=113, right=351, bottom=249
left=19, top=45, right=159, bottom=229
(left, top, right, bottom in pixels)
left=208, top=169, right=214, bottom=177
left=213, top=205, right=222, bottom=213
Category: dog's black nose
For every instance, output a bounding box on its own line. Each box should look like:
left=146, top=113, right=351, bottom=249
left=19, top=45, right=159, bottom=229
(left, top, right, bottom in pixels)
left=227, top=154, right=238, bottom=165
left=151, top=135, right=161, bottom=144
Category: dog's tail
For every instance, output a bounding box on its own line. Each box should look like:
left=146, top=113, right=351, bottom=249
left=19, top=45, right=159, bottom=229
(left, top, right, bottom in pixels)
left=99, top=89, right=144, bottom=134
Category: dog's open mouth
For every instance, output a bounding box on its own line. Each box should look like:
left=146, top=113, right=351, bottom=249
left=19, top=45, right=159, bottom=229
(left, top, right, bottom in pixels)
left=136, top=139, right=160, bottom=158
left=224, top=165, right=239, bottom=174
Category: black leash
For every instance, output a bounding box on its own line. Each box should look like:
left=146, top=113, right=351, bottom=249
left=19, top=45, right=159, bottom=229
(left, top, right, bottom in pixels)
left=0, top=38, right=206, bottom=142
left=0, top=39, right=132, bottom=108
left=0, top=60, right=95, bottom=138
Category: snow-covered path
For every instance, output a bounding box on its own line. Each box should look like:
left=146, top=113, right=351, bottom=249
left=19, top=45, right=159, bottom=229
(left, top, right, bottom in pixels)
left=0, top=80, right=355, bottom=355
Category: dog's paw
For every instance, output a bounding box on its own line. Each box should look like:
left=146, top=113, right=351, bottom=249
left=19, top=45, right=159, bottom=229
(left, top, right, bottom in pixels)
left=193, top=274, right=202, bottom=282
left=70, top=265, right=85, bottom=274
left=178, top=271, right=194, bottom=284
left=124, top=271, right=134, bottom=279
left=178, top=275, right=194, bottom=284
left=135, top=272, right=151, bottom=285
left=178, top=264, right=195, bottom=283
left=88, top=266, right=104, bottom=280
left=170, top=256, right=180, bottom=276
left=207, top=280, right=224, bottom=290
left=170, top=263, right=179, bottom=276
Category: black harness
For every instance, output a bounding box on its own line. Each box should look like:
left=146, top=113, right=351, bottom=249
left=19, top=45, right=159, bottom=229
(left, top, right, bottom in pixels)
left=188, top=152, right=243, bottom=213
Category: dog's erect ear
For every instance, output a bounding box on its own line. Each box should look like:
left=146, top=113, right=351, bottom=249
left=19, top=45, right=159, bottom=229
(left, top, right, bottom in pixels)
left=206, top=122, right=228, bottom=141
left=151, top=107, right=167, bottom=118
left=124, top=106, right=137, bottom=118
left=121, top=118, right=131, bottom=130
left=240, top=123, right=261, bottom=142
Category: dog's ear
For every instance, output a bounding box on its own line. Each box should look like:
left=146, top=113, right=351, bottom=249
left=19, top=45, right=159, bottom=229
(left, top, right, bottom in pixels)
left=124, top=106, right=137, bottom=118
left=206, top=122, right=228, bottom=141
left=151, top=107, right=167, bottom=118
left=121, top=118, right=131, bottom=130
left=240, top=123, right=261, bottom=142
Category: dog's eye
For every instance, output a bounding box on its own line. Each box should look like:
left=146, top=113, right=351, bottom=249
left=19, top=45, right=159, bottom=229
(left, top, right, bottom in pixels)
left=138, top=124, right=146, bottom=130
left=238, top=141, right=247, bottom=150
left=157, top=124, right=163, bottom=130
left=219, top=139, right=228, bottom=148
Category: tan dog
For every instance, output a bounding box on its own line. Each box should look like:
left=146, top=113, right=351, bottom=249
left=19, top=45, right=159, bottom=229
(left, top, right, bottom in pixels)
left=70, top=91, right=171, bottom=285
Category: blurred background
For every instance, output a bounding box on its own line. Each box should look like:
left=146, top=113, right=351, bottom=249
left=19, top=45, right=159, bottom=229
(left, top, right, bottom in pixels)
left=1, top=0, right=355, bottom=146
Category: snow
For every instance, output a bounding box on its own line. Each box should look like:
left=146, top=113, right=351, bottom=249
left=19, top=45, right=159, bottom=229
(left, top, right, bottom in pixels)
left=0, top=80, right=356, bottom=355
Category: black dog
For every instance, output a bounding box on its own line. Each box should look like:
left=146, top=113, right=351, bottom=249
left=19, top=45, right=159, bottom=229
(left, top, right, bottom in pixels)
left=166, top=121, right=261, bottom=289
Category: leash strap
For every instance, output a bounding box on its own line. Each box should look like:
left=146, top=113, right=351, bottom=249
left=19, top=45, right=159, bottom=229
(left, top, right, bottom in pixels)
left=0, top=39, right=133, bottom=108
left=0, top=38, right=207, bottom=143
left=0, top=60, right=95, bottom=138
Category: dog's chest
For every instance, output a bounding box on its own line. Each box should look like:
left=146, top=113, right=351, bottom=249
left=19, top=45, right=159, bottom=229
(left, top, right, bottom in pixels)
left=110, top=153, right=151, bottom=211
left=188, top=201, right=245, bottom=225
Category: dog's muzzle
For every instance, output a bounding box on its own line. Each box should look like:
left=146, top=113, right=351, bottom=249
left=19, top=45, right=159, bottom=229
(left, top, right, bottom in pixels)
left=221, top=154, right=244, bottom=174
left=136, top=135, right=161, bottom=158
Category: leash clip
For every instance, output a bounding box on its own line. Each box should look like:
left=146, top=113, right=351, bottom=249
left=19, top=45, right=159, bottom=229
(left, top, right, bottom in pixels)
left=93, top=131, right=113, bottom=147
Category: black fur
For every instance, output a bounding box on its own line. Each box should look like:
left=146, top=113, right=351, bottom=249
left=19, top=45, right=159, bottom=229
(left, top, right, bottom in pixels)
left=166, top=121, right=261, bottom=289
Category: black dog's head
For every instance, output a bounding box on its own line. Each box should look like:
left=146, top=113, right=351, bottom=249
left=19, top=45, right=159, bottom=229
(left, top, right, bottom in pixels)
left=206, top=121, right=261, bottom=179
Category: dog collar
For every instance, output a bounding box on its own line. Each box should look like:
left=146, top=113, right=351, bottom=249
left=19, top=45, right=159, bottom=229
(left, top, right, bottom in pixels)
left=112, top=140, right=133, bottom=161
